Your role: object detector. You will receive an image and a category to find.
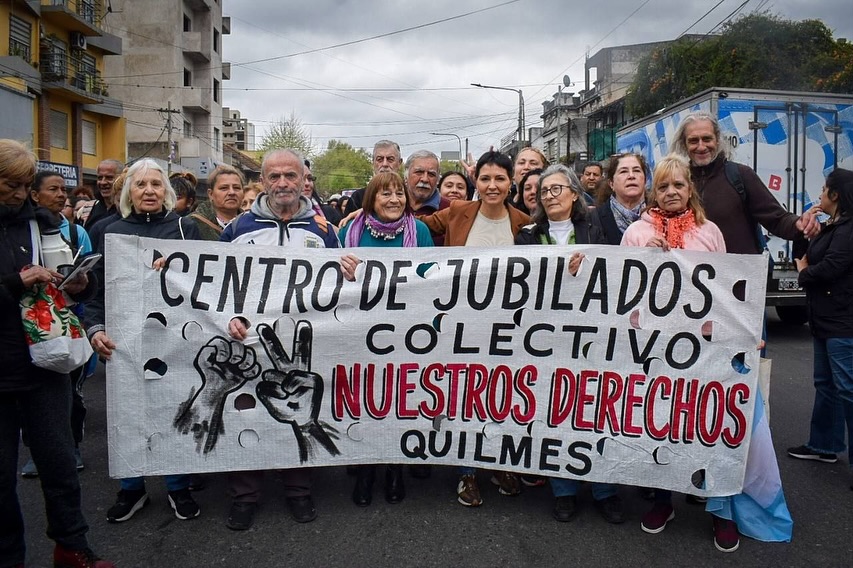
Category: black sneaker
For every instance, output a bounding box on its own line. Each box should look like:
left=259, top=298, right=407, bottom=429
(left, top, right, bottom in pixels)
left=106, top=489, right=148, bottom=523
left=595, top=495, right=625, bottom=524
left=787, top=444, right=837, bottom=463
left=226, top=502, right=257, bottom=531
left=286, top=495, right=317, bottom=523
left=552, top=495, right=577, bottom=522
left=168, top=488, right=200, bottom=520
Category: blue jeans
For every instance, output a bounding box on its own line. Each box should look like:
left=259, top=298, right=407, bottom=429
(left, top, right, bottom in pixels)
left=121, top=474, right=189, bottom=492
left=807, top=337, right=853, bottom=464
left=550, top=478, right=617, bottom=501
left=1, top=374, right=90, bottom=566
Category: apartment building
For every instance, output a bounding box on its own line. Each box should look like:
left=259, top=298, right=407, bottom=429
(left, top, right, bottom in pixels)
left=0, top=0, right=125, bottom=187
left=103, top=0, right=230, bottom=177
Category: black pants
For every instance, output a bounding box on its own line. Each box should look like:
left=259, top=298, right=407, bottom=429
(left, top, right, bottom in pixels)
left=0, top=374, right=90, bottom=566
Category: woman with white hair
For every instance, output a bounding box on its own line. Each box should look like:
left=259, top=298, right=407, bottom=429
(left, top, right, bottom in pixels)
left=85, top=159, right=202, bottom=525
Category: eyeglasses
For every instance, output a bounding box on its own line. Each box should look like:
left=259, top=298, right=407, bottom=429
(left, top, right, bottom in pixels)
left=540, top=184, right=570, bottom=198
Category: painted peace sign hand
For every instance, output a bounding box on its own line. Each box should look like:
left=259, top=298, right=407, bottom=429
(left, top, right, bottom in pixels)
left=255, top=321, right=340, bottom=462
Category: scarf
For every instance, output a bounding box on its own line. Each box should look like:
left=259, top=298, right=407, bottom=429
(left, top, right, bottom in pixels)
left=345, top=212, right=418, bottom=248
left=609, top=195, right=644, bottom=235
left=647, top=207, right=697, bottom=250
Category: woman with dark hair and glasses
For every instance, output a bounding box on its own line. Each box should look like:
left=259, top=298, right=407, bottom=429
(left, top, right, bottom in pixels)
left=592, top=153, right=650, bottom=244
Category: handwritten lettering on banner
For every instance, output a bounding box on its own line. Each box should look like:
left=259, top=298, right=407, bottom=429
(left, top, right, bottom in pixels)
left=105, top=235, right=767, bottom=496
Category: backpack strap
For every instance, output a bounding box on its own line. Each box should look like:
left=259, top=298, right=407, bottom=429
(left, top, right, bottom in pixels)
left=724, top=160, right=767, bottom=251
left=68, top=222, right=80, bottom=255
left=190, top=212, right=223, bottom=235
left=178, top=215, right=186, bottom=240
left=29, top=219, right=41, bottom=265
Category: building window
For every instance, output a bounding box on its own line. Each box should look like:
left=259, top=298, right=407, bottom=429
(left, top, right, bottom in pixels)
left=50, top=110, right=68, bottom=150
left=213, top=28, right=220, bottom=54
left=213, top=78, right=220, bottom=103
left=82, top=120, right=96, bottom=155
left=78, top=0, right=96, bottom=25
left=183, top=14, right=192, bottom=32
left=183, top=68, right=192, bottom=87
left=183, top=120, right=192, bottom=137
left=73, top=52, right=97, bottom=92
left=42, top=38, right=67, bottom=80
left=9, top=15, right=31, bottom=62
left=213, top=127, right=221, bottom=151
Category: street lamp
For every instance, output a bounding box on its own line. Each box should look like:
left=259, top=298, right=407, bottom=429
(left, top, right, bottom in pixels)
left=430, top=132, right=463, bottom=167
left=471, top=83, right=525, bottom=147
left=556, top=75, right=573, bottom=164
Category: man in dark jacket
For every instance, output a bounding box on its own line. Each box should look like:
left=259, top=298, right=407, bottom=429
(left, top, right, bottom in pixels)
left=83, top=159, right=123, bottom=231
left=670, top=112, right=819, bottom=253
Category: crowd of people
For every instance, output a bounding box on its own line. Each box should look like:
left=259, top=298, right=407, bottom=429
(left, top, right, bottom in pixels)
left=2, top=109, right=851, bottom=566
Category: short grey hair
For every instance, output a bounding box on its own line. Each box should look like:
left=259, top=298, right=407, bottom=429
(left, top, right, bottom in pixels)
left=670, top=112, right=732, bottom=162
left=261, top=148, right=306, bottom=178
left=532, top=163, right=587, bottom=226
left=404, top=149, right=440, bottom=175
left=119, top=159, right=176, bottom=217
left=373, top=140, right=401, bottom=160
left=98, top=159, right=125, bottom=172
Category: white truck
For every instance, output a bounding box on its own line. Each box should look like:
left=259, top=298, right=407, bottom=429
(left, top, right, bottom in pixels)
left=617, top=87, right=853, bottom=324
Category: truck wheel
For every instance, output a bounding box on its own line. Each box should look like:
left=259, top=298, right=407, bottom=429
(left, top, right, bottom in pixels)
left=776, top=305, right=808, bottom=325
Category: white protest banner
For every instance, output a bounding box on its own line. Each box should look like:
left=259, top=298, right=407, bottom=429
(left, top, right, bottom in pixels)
left=105, top=234, right=767, bottom=496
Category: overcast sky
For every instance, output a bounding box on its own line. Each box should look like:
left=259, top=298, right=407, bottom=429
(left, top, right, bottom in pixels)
left=221, top=0, right=853, bottom=160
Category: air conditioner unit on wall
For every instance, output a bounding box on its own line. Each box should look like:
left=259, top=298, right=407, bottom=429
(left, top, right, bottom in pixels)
left=70, top=32, right=87, bottom=51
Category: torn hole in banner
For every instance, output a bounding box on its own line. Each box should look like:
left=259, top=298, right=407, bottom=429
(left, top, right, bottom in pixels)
left=512, top=308, right=524, bottom=326
left=346, top=422, right=365, bottom=442
left=333, top=303, right=356, bottom=324
left=643, top=356, right=665, bottom=376
left=629, top=308, right=645, bottom=330
left=482, top=421, right=503, bottom=440
left=233, top=393, right=256, bottom=410
left=140, top=248, right=162, bottom=269
left=143, top=358, right=167, bottom=380
left=145, top=312, right=167, bottom=328
left=700, top=320, right=718, bottom=341
left=731, top=280, right=747, bottom=301
left=731, top=352, right=751, bottom=374
left=181, top=320, right=204, bottom=341
left=238, top=429, right=260, bottom=448
left=432, top=313, right=448, bottom=332
left=146, top=432, right=163, bottom=452
left=416, top=262, right=439, bottom=279
left=690, top=468, right=716, bottom=492
left=432, top=414, right=447, bottom=431
left=599, top=436, right=653, bottom=463
left=526, top=420, right=547, bottom=438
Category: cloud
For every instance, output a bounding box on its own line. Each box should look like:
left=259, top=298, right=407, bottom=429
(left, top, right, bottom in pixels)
left=221, top=0, right=853, bottom=160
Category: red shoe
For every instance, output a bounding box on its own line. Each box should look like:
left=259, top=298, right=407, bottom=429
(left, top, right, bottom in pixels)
left=53, top=545, right=116, bottom=568
left=712, top=516, right=740, bottom=552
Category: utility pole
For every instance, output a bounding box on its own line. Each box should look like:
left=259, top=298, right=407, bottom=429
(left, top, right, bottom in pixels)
left=157, top=102, right=181, bottom=176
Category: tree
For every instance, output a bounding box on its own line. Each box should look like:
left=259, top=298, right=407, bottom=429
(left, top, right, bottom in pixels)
left=311, top=140, right=373, bottom=197
left=626, top=13, right=850, bottom=117
left=259, top=111, right=313, bottom=157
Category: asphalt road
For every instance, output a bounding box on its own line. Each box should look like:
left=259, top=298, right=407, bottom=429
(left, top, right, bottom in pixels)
left=17, top=311, right=853, bottom=568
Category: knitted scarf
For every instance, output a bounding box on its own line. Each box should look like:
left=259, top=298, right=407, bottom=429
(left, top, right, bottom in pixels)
left=647, top=207, right=697, bottom=250
left=609, top=195, right=644, bottom=235
left=345, top=212, right=418, bottom=247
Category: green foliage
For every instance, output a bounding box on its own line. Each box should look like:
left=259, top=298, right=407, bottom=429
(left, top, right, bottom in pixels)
left=259, top=111, right=314, bottom=157
left=312, top=140, right=373, bottom=196
left=626, top=12, right=851, bottom=117
left=440, top=159, right=462, bottom=174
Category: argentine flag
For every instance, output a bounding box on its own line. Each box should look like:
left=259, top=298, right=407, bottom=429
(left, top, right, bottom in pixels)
left=706, top=389, right=794, bottom=542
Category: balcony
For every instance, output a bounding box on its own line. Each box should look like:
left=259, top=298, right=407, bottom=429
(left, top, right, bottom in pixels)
left=182, top=88, right=210, bottom=114
left=184, top=0, right=212, bottom=11
left=182, top=31, right=208, bottom=62
left=40, top=0, right=103, bottom=36
left=87, top=31, right=122, bottom=56
left=40, top=49, right=105, bottom=104
left=221, top=61, right=230, bottom=80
